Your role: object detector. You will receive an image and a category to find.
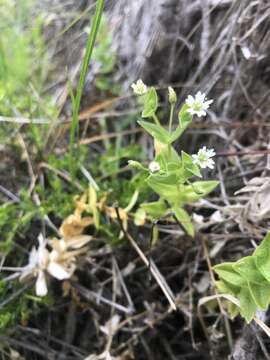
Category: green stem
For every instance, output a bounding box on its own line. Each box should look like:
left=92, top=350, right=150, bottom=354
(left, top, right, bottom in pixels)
left=69, top=0, right=105, bottom=178
left=168, top=104, right=175, bottom=133
left=152, top=113, right=161, bottom=126
left=168, top=104, right=175, bottom=157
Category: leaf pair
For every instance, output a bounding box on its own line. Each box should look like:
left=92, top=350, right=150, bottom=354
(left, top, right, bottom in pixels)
left=138, top=105, right=192, bottom=144
left=214, top=232, right=270, bottom=322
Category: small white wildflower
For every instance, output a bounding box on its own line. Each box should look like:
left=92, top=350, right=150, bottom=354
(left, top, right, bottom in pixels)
left=186, top=91, right=213, bottom=117
left=192, top=146, right=216, bottom=169
left=148, top=161, right=160, bottom=173
left=131, top=79, right=148, bottom=95
left=168, top=86, right=177, bottom=104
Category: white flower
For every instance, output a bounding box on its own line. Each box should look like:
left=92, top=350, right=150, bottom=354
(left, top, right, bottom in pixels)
left=148, top=161, right=160, bottom=173
left=186, top=91, right=213, bottom=117
left=131, top=79, right=148, bottom=95
left=192, top=146, right=216, bottom=169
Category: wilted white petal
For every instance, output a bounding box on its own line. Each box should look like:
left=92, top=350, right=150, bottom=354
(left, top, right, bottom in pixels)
left=47, top=262, right=71, bottom=280
left=36, top=270, right=48, bottom=296
left=28, top=246, right=38, bottom=267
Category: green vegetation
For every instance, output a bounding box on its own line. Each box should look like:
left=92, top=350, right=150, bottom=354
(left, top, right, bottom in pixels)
left=214, top=232, right=270, bottom=323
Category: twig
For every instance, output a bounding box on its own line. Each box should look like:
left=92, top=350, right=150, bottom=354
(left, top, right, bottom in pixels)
left=115, top=207, right=177, bottom=311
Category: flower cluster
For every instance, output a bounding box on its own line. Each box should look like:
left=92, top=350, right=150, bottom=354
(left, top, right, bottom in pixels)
left=131, top=81, right=216, bottom=170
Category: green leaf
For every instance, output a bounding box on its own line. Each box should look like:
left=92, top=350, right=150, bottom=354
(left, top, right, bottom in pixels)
left=239, top=286, right=257, bottom=323
left=213, top=263, right=246, bottom=287
left=138, top=121, right=171, bottom=144
left=180, top=180, right=219, bottom=203
left=233, top=256, right=268, bottom=285
left=215, top=280, right=240, bottom=297
left=146, top=174, right=183, bottom=203
left=248, top=282, right=270, bottom=310
left=215, top=281, right=240, bottom=319
left=142, top=87, right=158, bottom=118
left=254, top=232, right=270, bottom=282
left=155, top=146, right=181, bottom=169
left=214, top=232, right=270, bottom=323
left=128, top=160, right=147, bottom=172
left=181, top=151, right=201, bottom=178
left=228, top=301, right=240, bottom=320
left=179, top=103, right=193, bottom=128
left=173, top=206, right=194, bottom=237
left=141, top=200, right=167, bottom=220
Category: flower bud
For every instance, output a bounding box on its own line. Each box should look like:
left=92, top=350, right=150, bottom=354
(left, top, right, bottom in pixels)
left=148, top=161, right=160, bottom=173
left=168, top=86, right=177, bottom=104
left=131, top=79, right=148, bottom=95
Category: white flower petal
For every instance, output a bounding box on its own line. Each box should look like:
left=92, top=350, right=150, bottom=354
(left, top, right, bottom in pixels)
left=185, top=95, right=195, bottom=106
left=47, top=262, right=71, bottom=280
left=36, top=270, right=48, bottom=296
left=197, top=110, right=206, bottom=117
left=195, top=91, right=205, bottom=102
left=29, top=247, right=38, bottom=267
left=204, top=99, right=213, bottom=107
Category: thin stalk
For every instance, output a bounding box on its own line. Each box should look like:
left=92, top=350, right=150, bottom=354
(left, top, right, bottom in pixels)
left=168, top=104, right=175, bottom=133
left=69, top=0, right=105, bottom=178
left=152, top=113, right=161, bottom=126
left=168, top=104, right=175, bottom=157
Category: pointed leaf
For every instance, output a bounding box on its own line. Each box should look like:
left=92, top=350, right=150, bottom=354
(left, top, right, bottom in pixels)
left=213, top=263, right=246, bottom=287
left=142, top=87, right=158, bottom=118
left=181, top=151, right=201, bottom=178
left=138, top=120, right=171, bottom=144
left=215, top=279, right=240, bottom=297
left=146, top=174, right=183, bottom=203
left=254, top=232, right=270, bottom=282
left=180, top=181, right=219, bottom=203
left=239, top=286, right=257, bottom=323
left=233, top=256, right=268, bottom=285
left=248, top=282, right=270, bottom=310
left=141, top=200, right=167, bottom=220
left=173, top=206, right=195, bottom=237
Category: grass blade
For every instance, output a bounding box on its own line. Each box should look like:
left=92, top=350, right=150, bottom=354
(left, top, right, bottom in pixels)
left=69, top=0, right=105, bottom=177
